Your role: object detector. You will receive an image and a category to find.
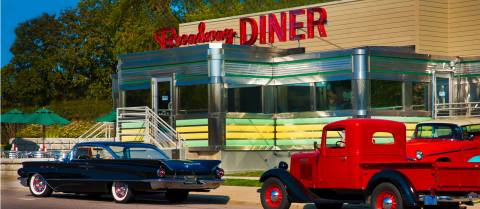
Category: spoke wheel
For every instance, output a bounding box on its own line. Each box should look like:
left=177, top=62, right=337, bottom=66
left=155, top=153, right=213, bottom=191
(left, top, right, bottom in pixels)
left=29, top=173, right=52, bottom=197
left=260, top=177, right=291, bottom=209
left=371, top=183, right=404, bottom=209
left=111, top=182, right=134, bottom=203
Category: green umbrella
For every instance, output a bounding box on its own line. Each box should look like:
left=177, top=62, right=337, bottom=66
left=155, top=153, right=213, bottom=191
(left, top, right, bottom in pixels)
left=1, top=109, right=30, bottom=139
left=26, top=108, right=70, bottom=149
left=0, top=109, right=28, bottom=124
left=95, top=110, right=116, bottom=122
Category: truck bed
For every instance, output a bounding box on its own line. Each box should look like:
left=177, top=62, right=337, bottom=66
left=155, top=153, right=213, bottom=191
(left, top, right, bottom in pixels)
left=360, top=161, right=480, bottom=193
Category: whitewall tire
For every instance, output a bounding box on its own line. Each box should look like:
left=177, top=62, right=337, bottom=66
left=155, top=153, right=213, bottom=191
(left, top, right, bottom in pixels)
left=29, top=173, right=52, bottom=197
left=111, top=181, right=134, bottom=203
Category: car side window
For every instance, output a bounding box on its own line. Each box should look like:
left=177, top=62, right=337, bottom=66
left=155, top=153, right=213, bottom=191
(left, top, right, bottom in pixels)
left=73, top=146, right=114, bottom=160
left=324, top=128, right=346, bottom=148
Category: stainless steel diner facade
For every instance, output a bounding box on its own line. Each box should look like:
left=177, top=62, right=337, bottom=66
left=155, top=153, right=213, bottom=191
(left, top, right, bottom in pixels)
left=113, top=0, right=480, bottom=151
left=113, top=44, right=480, bottom=150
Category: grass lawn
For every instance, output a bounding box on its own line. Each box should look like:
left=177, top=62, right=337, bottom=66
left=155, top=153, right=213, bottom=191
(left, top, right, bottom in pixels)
left=227, top=171, right=263, bottom=177
left=224, top=179, right=261, bottom=187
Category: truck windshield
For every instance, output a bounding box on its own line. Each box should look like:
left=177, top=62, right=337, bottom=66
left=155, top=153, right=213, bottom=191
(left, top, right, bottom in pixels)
left=108, top=145, right=169, bottom=160
left=415, top=124, right=462, bottom=140
left=462, top=124, right=480, bottom=139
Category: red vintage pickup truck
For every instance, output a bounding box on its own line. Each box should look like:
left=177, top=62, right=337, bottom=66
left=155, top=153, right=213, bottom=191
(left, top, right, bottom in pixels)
left=259, top=119, right=480, bottom=209
left=407, top=119, right=480, bottom=162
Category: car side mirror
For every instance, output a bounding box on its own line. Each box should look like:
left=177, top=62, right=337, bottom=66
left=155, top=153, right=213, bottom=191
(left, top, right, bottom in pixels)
left=313, top=141, right=319, bottom=150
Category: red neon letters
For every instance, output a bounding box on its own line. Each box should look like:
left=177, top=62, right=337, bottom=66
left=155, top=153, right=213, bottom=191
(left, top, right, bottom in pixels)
left=153, top=7, right=327, bottom=49
left=153, top=22, right=236, bottom=49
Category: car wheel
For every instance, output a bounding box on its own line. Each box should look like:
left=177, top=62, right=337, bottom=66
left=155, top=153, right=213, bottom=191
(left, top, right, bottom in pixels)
left=260, top=177, right=291, bottom=209
left=315, top=203, right=344, bottom=209
left=165, top=190, right=189, bottom=203
left=29, top=173, right=53, bottom=197
left=371, top=182, right=404, bottom=209
left=111, top=182, right=134, bottom=203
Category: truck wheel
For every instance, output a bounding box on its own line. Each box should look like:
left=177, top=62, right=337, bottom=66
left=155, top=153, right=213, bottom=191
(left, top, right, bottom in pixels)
left=371, top=182, right=404, bottom=209
left=111, top=181, right=134, bottom=203
left=29, top=173, right=53, bottom=197
left=165, top=190, right=189, bottom=203
left=260, top=177, right=291, bottom=209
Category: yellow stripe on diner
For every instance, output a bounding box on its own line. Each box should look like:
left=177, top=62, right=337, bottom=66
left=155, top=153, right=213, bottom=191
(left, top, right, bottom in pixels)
left=120, top=129, right=145, bottom=134
left=226, top=125, right=274, bottom=132
left=226, top=132, right=274, bottom=139
left=120, top=136, right=144, bottom=142
left=407, top=131, right=414, bottom=137
left=176, top=126, right=208, bottom=133
left=276, top=124, right=325, bottom=132
left=179, top=133, right=209, bottom=140
left=277, top=132, right=322, bottom=139
left=405, top=123, right=417, bottom=130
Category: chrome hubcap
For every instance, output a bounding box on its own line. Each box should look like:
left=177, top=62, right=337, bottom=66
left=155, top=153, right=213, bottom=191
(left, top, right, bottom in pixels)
left=382, top=197, right=393, bottom=209
left=33, top=175, right=46, bottom=193
left=114, top=182, right=127, bottom=198
left=270, top=190, right=279, bottom=202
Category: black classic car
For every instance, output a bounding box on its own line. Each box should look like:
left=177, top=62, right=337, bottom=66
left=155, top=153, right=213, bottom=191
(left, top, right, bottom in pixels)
left=18, top=142, right=225, bottom=203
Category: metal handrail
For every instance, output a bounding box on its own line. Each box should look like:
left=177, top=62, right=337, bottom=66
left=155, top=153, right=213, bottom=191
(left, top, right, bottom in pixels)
left=435, top=102, right=480, bottom=118
left=116, top=106, right=184, bottom=149
left=1, top=151, right=68, bottom=159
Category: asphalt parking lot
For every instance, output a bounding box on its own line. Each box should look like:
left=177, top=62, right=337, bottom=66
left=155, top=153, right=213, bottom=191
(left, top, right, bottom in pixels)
left=2, top=175, right=479, bottom=209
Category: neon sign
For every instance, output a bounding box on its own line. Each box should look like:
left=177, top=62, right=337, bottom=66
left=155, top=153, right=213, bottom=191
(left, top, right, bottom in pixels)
left=153, top=7, right=327, bottom=49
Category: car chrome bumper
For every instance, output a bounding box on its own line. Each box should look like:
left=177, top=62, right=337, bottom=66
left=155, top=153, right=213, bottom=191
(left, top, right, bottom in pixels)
left=18, top=177, right=28, bottom=187
left=419, top=193, right=479, bottom=205
left=146, top=178, right=224, bottom=190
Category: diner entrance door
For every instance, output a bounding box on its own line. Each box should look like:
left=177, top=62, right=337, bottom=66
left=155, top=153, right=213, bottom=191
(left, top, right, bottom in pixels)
left=151, top=77, right=173, bottom=126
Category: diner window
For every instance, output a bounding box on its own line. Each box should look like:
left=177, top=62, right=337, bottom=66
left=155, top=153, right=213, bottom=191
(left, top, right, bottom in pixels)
left=125, top=89, right=151, bottom=107
left=178, top=85, right=208, bottom=114
left=412, top=82, right=428, bottom=111
left=316, top=80, right=352, bottom=111
left=276, top=83, right=312, bottom=113
left=371, top=80, right=402, bottom=110
left=471, top=83, right=480, bottom=102
left=227, top=86, right=262, bottom=113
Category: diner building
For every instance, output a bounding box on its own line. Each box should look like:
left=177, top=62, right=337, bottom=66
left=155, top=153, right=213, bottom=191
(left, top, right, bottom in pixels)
left=113, top=0, right=480, bottom=153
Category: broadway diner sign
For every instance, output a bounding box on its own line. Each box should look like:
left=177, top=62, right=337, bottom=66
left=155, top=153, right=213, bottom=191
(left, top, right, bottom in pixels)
left=153, top=7, right=327, bottom=49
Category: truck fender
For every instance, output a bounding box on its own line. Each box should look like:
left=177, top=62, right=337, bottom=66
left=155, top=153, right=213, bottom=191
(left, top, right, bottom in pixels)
left=366, top=169, right=418, bottom=208
left=259, top=168, right=316, bottom=203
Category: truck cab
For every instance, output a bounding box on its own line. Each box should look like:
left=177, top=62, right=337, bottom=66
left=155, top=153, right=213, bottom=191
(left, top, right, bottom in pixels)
left=407, top=118, right=480, bottom=162
left=289, top=119, right=407, bottom=191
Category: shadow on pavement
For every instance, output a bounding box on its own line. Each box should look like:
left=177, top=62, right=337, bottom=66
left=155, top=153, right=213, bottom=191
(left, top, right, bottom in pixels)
left=49, top=192, right=230, bottom=205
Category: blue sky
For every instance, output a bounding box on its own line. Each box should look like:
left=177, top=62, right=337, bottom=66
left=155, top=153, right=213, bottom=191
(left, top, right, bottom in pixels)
left=1, top=0, right=79, bottom=67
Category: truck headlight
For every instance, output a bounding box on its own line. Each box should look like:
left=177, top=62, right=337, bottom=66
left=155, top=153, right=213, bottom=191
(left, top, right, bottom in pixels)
left=416, top=150, right=424, bottom=160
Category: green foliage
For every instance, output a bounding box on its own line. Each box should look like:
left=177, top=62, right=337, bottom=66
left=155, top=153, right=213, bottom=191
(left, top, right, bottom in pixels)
left=16, top=120, right=96, bottom=138
left=175, top=0, right=334, bottom=22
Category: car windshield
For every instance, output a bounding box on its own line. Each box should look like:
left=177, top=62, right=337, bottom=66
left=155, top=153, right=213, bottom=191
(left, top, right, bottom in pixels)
left=108, top=145, right=169, bottom=160
left=462, top=124, right=480, bottom=139
left=415, top=124, right=463, bottom=140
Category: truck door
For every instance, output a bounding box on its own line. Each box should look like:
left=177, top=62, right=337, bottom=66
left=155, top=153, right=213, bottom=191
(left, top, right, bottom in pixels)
left=319, top=127, right=351, bottom=188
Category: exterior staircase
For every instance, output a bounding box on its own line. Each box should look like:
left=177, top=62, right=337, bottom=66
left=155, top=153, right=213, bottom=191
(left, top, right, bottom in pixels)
left=116, top=106, right=184, bottom=149
left=77, top=122, right=115, bottom=141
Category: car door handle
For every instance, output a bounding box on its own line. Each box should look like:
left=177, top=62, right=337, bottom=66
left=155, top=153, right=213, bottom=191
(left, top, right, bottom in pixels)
left=78, top=165, right=94, bottom=169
